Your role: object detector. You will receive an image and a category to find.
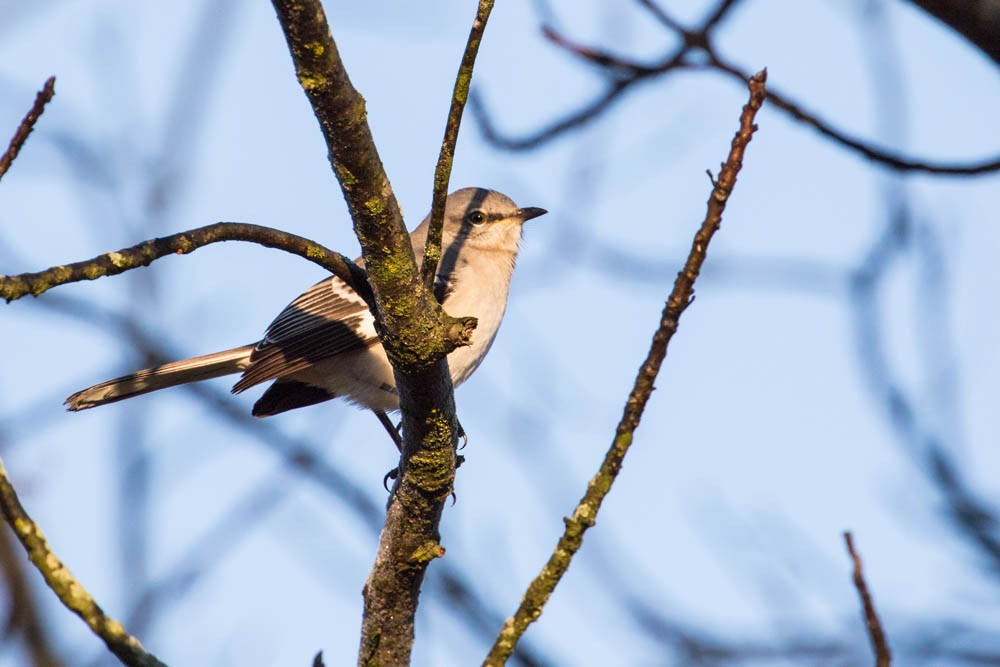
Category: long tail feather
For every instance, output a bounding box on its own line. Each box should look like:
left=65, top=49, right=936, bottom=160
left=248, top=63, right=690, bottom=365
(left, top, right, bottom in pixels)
left=65, top=345, right=255, bottom=411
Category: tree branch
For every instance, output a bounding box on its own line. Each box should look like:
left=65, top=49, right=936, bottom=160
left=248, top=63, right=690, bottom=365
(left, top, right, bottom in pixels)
left=422, top=0, right=496, bottom=289
left=844, top=532, right=892, bottom=667
left=269, top=2, right=494, bottom=663
left=270, top=0, right=470, bottom=365
left=483, top=69, right=768, bottom=666
left=0, top=222, right=368, bottom=304
left=473, top=3, right=1000, bottom=176
left=0, top=458, right=167, bottom=667
left=0, top=77, right=55, bottom=183
left=704, top=54, right=1000, bottom=176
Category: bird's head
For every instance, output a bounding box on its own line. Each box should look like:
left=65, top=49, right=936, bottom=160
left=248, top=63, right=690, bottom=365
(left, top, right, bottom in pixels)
left=441, top=187, right=547, bottom=254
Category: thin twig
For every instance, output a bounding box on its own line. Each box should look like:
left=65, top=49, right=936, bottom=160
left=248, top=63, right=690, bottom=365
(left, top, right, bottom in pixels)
left=844, top=532, right=892, bottom=667
left=0, top=222, right=368, bottom=304
left=635, top=0, right=687, bottom=33
left=0, top=458, right=167, bottom=667
left=0, top=77, right=55, bottom=183
left=422, top=0, right=496, bottom=289
left=703, top=0, right=743, bottom=33
left=483, top=69, right=768, bottom=666
left=474, top=5, right=1000, bottom=176
left=705, top=55, right=1000, bottom=176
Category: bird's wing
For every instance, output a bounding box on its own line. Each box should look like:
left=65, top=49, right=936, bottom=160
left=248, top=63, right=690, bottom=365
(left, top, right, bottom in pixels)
left=232, top=275, right=377, bottom=393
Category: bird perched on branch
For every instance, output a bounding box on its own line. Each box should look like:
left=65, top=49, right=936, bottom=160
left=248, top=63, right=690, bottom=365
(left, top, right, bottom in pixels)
left=66, top=188, right=546, bottom=440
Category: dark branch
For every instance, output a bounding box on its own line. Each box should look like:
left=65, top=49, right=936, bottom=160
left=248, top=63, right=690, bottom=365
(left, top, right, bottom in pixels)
left=0, top=77, right=55, bottom=183
left=422, top=0, right=496, bottom=289
left=706, top=56, right=1000, bottom=176
left=470, top=75, right=649, bottom=151
left=474, top=7, right=1000, bottom=176
left=844, top=532, right=892, bottom=667
left=483, top=69, right=768, bottom=666
left=0, top=222, right=368, bottom=304
left=702, top=0, right=744, bottom=32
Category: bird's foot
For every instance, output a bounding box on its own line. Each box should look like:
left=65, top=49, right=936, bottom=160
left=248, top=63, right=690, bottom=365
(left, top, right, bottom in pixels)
left=383, top=467, right=398, bottom=492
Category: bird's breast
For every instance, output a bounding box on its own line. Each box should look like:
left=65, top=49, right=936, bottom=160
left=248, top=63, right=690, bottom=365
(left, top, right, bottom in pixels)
left=439, top=258, right=514, bottom=386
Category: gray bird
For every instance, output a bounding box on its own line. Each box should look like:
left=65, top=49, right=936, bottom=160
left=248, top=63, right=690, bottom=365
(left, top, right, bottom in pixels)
left=65, top=188, right=546, bottom=439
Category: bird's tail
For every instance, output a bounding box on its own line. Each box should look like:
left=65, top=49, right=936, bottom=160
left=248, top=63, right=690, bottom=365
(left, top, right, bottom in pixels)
left=65, top=344, right=256, bottom=411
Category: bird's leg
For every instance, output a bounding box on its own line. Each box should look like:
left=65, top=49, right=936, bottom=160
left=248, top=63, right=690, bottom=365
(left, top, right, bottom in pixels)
left=374, top=410, right=402, bottom=452
left=374, top=410, right=404, bottom=492
left=374, top=410, right=469, bottom=494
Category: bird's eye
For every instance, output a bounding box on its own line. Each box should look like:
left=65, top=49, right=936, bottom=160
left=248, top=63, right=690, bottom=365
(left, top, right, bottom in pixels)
left=468, top=210, right=487, bottom=225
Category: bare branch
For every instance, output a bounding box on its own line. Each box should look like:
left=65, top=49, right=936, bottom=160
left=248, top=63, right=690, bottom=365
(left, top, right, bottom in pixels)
left=844, top=532, right=892, bottom=667
left=422, top=0, right=497, bottom=289
left=483, top=69, right=768, bottom=666
left=705, top=56, right=1000, bottom=176
left=470, top=76, right=649, bottom=150
left=0, top=222, right=368, bottom=304
left=702, top=0, right=744, bottom=33
left=0, top=458, right=167, bottom=667
left=0, top=77, right=55, bottom=183
left=475, top=8, right=1000, bottom=176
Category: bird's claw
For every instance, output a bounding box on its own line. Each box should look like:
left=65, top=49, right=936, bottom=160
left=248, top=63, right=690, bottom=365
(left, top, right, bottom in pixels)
left=383, top=467, right=399, bottom=492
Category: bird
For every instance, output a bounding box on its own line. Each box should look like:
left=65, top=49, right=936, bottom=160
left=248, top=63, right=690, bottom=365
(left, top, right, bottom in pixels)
left=65, top=187, right=546, bottom=442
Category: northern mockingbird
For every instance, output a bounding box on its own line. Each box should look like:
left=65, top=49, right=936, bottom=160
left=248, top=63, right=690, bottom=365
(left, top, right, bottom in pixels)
left=65, top=188, right=546, bottom=441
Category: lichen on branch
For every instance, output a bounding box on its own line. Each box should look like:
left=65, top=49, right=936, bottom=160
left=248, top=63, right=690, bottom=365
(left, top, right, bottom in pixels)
left=0, top=222, right=368, bottom=304
left=422, top=0, right=497, bottom=289
left=270, top=1, right=502, bottom=664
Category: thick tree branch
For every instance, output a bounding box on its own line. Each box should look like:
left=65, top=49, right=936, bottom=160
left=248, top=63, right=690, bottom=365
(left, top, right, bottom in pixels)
left=844, top=532, right=892, bottom=667
left=0, top=458, right=167, bottom=667
left=0, top=223, right=367, bottom=304
left=422, top=0, right=496, bottom=289
left=270, top=2, right=497, bottom=664
left=270, top=0, right=470, bottom=366
left=483, top=70, right=768, bottom=666
left=0, top=77, right=55, bottom=183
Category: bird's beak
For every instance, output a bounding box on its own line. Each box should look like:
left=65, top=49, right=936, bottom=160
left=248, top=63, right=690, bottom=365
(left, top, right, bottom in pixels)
left=515, top=207, right=548, bottom=223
